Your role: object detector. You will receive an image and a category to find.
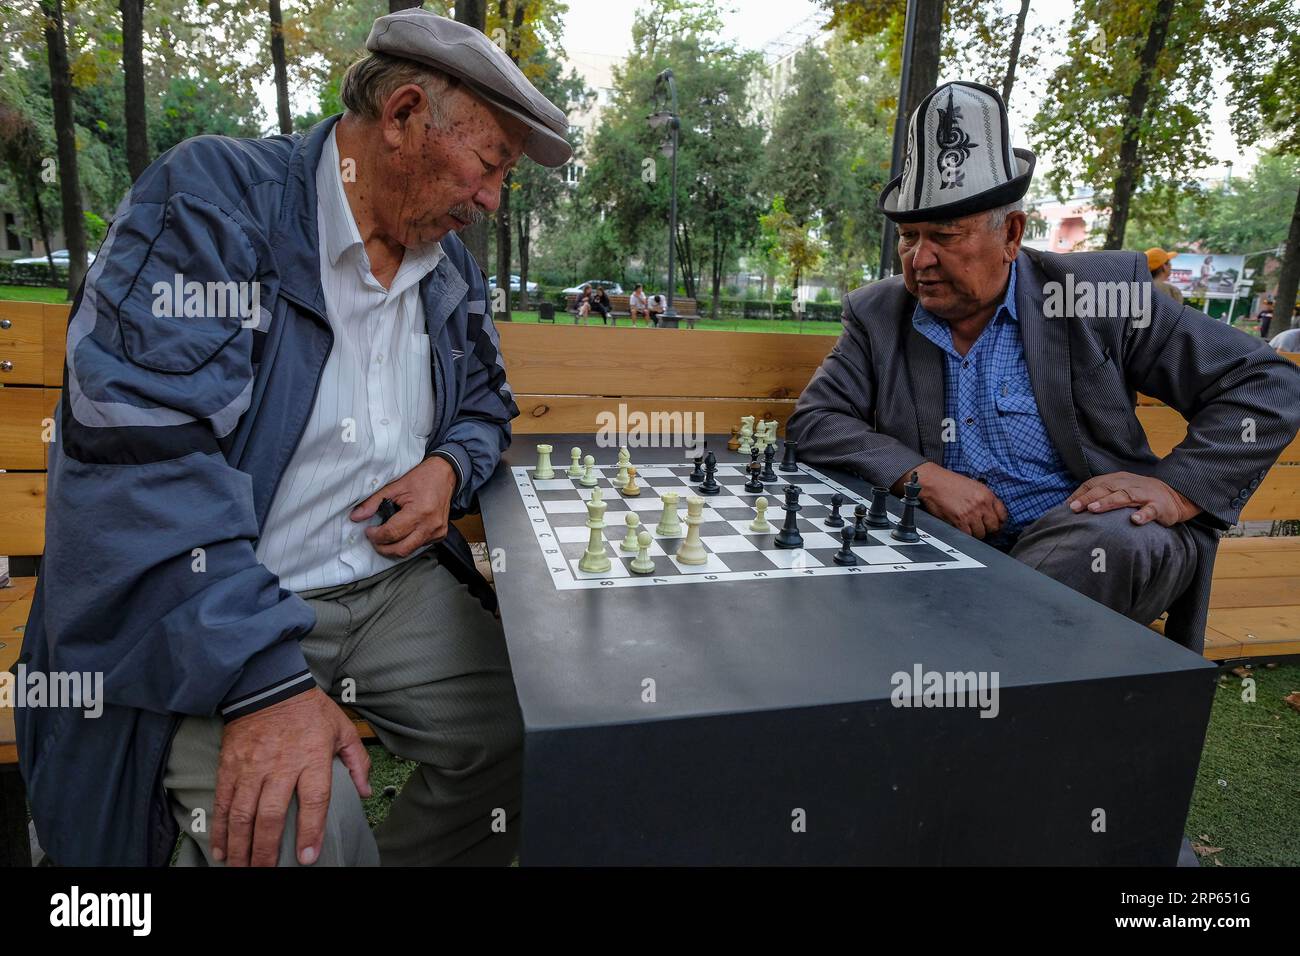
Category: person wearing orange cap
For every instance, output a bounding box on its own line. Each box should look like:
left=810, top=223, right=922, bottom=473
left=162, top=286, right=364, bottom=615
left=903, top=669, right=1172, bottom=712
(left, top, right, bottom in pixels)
left=1146, top=248, right=1183, bottom=304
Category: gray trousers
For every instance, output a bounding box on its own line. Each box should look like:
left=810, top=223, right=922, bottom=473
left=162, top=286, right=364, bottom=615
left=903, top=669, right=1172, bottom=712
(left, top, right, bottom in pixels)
left=165, top=551, right=523, bottom=866
left=1009, top=502, right=1197, bottom=626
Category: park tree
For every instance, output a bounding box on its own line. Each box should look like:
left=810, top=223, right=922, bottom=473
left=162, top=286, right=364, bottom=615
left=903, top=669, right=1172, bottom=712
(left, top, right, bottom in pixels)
left=582, top=0, right=764, bottom=313
left=268, top=0, right=292, bottom=134
left=39, top=0, right=89, bottom=294
left=119, top=0, right=147, bottom=180
left=0, top=68, right=60, bottom=281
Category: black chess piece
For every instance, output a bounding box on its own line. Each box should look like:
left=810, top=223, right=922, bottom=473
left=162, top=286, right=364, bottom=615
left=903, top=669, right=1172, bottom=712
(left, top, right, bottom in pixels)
left=744, top=459, right=764, bottom=493
left=774, top=484, right=804, bottom=549
left=852, top=503, right=869, bottom=541
left=761, top=444, right=778, bottom=482
left=689, top=454, right=705, bottom=482
left=377, top=498, right=401, bottom=524
left=824, top=492, right=845, bottom=528
left=698, top=450, right=721, bottom=495
left=749, top=444, right=760, bottom=476
left=833, top=524, right=858, bottom=565
left=891, top=471, right=921, bottom=543
left=779, top=439, right=798, bottom=473
left=866, top=485, right=891, bottom=528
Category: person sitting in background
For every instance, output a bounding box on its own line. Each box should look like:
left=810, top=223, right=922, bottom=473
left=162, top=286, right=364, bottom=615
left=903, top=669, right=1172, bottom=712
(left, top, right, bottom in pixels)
left=1256, top=298, right=1275, bottom=339
left=629, top=284, right=650, bottom=327
left=591, top=286, right=613, bottom=325
left=648, top=292, right=667, bottom=326
left=1145, top=248, right=1183, bottom=305
left=576, top=283, right=593, bottom=322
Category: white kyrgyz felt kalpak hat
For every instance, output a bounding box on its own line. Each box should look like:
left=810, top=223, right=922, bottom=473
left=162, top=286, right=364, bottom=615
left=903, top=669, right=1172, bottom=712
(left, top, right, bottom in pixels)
left=879, top=80, right=1035, bottom=223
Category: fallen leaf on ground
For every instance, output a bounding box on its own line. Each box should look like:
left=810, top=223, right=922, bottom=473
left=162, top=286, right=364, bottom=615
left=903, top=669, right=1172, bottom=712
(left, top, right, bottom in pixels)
left=1285, top=692, right=1300, bottom=714
left=1191, top=840, right=1225, bottom=857
left=1231, top=666, right=1251, bottom=678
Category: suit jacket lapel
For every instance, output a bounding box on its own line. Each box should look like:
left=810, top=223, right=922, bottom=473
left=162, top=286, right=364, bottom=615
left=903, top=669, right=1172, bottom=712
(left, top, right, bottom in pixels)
left=903, top=310, right=947, bottom=462
left=1015, top=250, right=1092, bottom=481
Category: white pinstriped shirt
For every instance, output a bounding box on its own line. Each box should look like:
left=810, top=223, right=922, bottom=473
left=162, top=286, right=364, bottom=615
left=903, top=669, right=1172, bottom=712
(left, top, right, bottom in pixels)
left=255, top=126, right=443, bottom=591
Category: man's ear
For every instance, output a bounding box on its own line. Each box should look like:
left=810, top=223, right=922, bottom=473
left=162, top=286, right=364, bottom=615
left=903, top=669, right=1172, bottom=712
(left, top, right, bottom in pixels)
left=380, top=84, right=428, bottom=148
left=1004, top=210, right=1027, bottom=261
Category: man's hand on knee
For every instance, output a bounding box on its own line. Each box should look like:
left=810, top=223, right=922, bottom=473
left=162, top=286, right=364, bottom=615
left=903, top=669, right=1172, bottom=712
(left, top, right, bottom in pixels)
left=899, top=462, right=1008, bottom=539
left=1067, top=472, right=1202, bottom=527
left=211, top=687, right=371, bottom=867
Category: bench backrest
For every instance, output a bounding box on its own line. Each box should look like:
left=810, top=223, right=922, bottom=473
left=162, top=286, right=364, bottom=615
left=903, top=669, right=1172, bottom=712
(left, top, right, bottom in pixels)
left=1, top=302, right=1297, bottom=561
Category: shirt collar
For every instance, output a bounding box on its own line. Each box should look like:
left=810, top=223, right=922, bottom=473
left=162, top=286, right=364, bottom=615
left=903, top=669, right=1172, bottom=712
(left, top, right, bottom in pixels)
left=315, top=125, right=445, bottom=285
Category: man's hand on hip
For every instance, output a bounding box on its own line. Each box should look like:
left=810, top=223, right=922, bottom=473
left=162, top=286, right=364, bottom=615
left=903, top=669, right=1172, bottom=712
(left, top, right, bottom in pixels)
left=351, top=455, right=457, bottom=557
left=899, top=461, right=1009, bottom=539
left=1068, top=471, right=1202, bottom=527
left=212, top=687, right=371, bottom=867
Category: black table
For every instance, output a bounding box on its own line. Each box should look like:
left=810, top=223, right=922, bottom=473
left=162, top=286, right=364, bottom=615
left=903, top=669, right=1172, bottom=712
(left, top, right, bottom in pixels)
left=480, top=435, right=1216, bottom=865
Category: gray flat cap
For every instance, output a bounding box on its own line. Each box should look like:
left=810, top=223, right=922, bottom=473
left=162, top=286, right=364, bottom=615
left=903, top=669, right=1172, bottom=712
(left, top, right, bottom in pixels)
left=366, top=9, right=572, bottom=168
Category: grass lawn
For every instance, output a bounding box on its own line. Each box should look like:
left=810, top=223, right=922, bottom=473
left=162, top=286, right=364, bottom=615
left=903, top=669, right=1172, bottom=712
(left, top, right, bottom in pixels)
left=364, top=661, right=1300, bottom=865
left=0, top=285, right=69, bottom=304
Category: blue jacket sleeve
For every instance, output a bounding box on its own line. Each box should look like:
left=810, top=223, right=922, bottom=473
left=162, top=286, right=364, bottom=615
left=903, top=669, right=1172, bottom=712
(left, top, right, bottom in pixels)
left=431, top=272, right=517, bottom=516
left=49, top=152, right=317, bottom=722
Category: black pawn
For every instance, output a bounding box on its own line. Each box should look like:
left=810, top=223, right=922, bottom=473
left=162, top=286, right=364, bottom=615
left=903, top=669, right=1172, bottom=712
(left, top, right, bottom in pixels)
left=689, top=454, right=705, bottom=482
left=833, top=524, right=858, bottom=565
left=891, top=471, right=921, bottom=543
left=744, top=459, right=764, bottom=493
left=774, top=484, right=804, bottom=549
left=824, top=492, right=845, bottom=528
left=698, top=451, right=721, bottom=495
left=377, top=498, right=401, bottom=524
left=866, top=485, right=891, bottom=528
left=779, top=439, right=799, bottom=473
left=761, top=444, right=778, bottom=482
left=749, top=444, right=760, bottom=475
left=852, top=503, right=869, bottom=541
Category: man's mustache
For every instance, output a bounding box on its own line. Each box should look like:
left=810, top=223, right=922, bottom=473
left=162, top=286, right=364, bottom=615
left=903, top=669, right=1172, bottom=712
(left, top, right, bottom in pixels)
left=448, top=202, right=484, bottom=228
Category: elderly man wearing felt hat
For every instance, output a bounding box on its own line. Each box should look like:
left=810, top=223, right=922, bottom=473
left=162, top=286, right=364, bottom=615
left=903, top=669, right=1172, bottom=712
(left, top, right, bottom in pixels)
left=20, top=10, right=569, bottom=866
left=789, top=81, right=1300, bottom=652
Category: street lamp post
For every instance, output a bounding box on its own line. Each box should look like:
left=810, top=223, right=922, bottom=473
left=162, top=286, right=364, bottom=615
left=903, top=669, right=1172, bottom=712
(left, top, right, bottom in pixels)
left=649, top=69, right=682, bottom=328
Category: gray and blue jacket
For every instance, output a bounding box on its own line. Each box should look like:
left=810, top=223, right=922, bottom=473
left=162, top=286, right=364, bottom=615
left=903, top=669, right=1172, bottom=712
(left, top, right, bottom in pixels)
left=17, top=116, right=517, bottom=865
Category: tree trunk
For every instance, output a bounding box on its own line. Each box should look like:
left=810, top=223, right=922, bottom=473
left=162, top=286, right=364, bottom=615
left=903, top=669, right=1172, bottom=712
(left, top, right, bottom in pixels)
left=1272, top=183, right=1300, bottom=334
left=31, top=179, right=56, bottom=284
left=1001, top=0, right=1030, bottom=106
left=40, top=0, right=88, bottom=296
left=1103, top=0, right=1175, bottom=250
left=120, top=0, right=149, bottom=182
left=268, top=0, right=292, bottom=134
left=495, top=175, right=512, bottom=321
left=388, top=0, right=423, bottom=10
left=516, top=206, right=531, bottom=309
left=455, top=0, right=489, bottom=269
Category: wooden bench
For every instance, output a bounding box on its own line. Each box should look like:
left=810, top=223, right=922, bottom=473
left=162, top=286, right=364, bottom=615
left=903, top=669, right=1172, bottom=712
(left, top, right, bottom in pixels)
left=0, top=302, right=1295, bottom=862
left=563, top=293, right=699, bottom=327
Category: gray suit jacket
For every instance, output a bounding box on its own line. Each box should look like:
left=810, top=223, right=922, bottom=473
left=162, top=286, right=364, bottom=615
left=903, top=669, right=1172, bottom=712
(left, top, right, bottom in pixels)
left=788, top=248, right=1300, bottom=652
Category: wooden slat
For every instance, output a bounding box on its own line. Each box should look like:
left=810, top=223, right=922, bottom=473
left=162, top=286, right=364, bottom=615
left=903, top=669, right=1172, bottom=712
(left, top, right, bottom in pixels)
left=452, top=513, right=483, bottom=542
left=0, top=388, right=59, bottom=470
left=0, top=587, right=31, bottom=763
left=1209, top=575, right=1300, bottom=609
left=498, top=324, right=831, bottom=399
left=1212, top=542, right=1300, bottom=579
left=0, top=474, right=45, bottom=556
left=0, top=302, right=47, bottom=386
left=43, top=304, right=68, bottom=387
left=1138, top=405, right=1300, bottom=461
left=1202, top=605, right=1300, bottom=659
left=512, top=394, right=794, bottom=436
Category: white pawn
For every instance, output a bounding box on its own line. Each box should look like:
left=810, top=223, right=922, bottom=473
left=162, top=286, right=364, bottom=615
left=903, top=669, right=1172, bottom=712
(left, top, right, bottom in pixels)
left=630, top=531, right=655, bottom=574
left=579, top=453, right=598, bottom=488
left=568, top=446, right=583, bottom=478
left=615, top=446, right=632, bottom=486
left=621, top=511, right=641, bottom=552
left=750, top=496, right=771, bottom=532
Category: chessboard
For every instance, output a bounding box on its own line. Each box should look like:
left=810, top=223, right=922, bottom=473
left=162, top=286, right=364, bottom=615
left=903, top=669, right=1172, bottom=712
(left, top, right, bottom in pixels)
left=513, top=457, right=983, bottom=591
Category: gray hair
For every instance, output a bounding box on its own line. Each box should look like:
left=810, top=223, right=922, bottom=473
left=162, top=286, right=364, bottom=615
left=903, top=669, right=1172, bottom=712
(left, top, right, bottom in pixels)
left=340, top=51, right=456, bottom=126
left=987, top=200, right=1024, bottom=233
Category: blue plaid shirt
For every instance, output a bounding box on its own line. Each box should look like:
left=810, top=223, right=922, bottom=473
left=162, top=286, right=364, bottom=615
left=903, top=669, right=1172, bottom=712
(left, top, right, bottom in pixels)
left=911, top=262, right=1076, bottom=540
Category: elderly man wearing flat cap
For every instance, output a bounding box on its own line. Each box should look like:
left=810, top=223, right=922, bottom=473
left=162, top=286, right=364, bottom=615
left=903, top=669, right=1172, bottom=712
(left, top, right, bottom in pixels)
left=19, top=10, right=569, bottom=867
left=789, top=81, right=1300, bottom=652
